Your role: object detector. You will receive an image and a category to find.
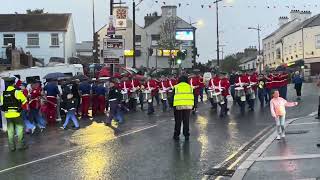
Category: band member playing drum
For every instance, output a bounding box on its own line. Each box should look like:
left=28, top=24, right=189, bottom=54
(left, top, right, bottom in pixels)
left=220, top=72, right=230, bottom=117
left=145, top=76, right=158, bottom=115
left=119, top=76, right=131, bottom=107
left=128, top=75, right=140, bottom=112
left=159, top=76, right=169, bottom=112
left=167, top=75, right=177, bottom=109
left=246, top=72, right=256, bottom=111
left=235, top=72, right=250, bottom=114
left=208, top=74, right=221, bottom=110
left=189, top=74, right=201, bottom=114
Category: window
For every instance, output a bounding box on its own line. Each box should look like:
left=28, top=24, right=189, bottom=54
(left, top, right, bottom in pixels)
left=3, top=34, right=15, bottom=46
left=276, top=48, right=281, bottom=59
left=315, top=35, right=320, bottom=49
left=294, top=44, right=297, bottom=52
left=271, top=41, right=274, bottom=49
left=27, top=33, right=39, bottom=46
left=289, top=46, right=292, bottom=54
left=151, top=34, right=160, bottom=46
left=272, top=52, right=274, bottom=60
left=51, top=33, right=59, bottom=46
left=135, top=35, right=141, bottom=46
left=268, top=42, right=270, bottom=50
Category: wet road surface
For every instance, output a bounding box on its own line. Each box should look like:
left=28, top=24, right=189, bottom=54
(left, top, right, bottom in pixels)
left=0, top=84, right=317, bottom=180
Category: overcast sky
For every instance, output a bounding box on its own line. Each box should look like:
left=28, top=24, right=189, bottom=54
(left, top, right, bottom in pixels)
left=2, top=0, right=320, bottom=62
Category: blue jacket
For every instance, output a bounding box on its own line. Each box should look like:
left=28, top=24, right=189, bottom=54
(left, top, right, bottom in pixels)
left=292, top=75, right=303, bottom=84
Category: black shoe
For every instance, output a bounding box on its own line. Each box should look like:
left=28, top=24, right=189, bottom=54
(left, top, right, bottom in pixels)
left=249, top=108, right=254, bottom=112
left=185, top=136, right=189, bottom=141
left=105, top=123, right=111, bottom=126
left=316, top=117, right=320, bottom=120
left=173, top=136, right=180, bottom=141
left=18, top=145, right=28, bottom=151
left=317, top=144, right=320, bottom=147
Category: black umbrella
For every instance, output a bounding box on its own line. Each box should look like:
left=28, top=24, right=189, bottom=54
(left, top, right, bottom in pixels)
left=72, top=74, right=88, bottom=81
left=43, top=72, right=66, bottom=80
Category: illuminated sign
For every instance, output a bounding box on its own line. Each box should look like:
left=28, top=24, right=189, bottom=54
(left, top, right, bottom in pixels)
left=124, top=50, right=141, bottom=57
left=157, top=49, right=181, bottom=57
left=175, top=29, right=194, bottom=41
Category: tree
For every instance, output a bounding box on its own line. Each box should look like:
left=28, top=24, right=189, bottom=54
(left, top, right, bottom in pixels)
left=26, top=9, right=45, bottom=14
left=158, top=17, right=181, bottom=70
left=220, top=55, right=241, bottom=72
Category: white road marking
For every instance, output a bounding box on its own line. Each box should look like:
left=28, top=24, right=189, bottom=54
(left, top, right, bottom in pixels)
left=0, top=124, right=158, bottom=174
left=290, top=122, right=320, bottom=126
left=257, top=154, right=320, bottom=161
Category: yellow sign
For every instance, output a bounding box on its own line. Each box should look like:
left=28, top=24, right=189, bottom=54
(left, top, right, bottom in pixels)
left=157, top=49, right=179, bottom=57
left=124, top=50, right=134, bottom=57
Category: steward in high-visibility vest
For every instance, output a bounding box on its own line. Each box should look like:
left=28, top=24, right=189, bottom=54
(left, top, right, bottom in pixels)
left=0, top=77, right=28, bottom=151
left=173, top=82, right=194, bottom=107
left=172, top=75, right=194, bottom=141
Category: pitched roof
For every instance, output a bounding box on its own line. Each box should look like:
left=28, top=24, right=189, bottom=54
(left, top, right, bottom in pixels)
left=263, top=19, right=295, bottom=40
left=283, top=14, right=320, bottom=37
left=0, top=14, right=71, bottom=32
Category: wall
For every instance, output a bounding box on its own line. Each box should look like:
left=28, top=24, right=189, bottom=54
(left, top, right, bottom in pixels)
left=282, top=30, right=303, bottom=64
left=0, top=31, right=64, bottom=65
left=303, top=25, right=320, bottom=63
left=64, top=17, right=77, bottom=63
left=240, top=59, right=256, bottom=71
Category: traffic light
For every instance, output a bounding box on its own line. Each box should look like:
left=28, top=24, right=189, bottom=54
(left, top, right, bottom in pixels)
left=177, top=59, right=182, bottom=64
left=177, top=50, right=187, bottom=60
left=148, top=48, right=153, bottom=56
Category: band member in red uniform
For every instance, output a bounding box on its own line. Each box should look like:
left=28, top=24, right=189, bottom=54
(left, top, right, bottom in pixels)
left=95, top=81, right=107, bottom=115
left=235, top=72, right=250, bottom=114
left=79, top=79, right=91, bottom=118
left=249, top=72, right=259, bottom=95
left=145, top=76, right=158, bottom=115
left=208, top=73, right=221, bottom=110
left=199, top=74, right=205, bottom=102
left=44, top=79, right=60, bottom=124
left=128, top=75, right=140, bottom=112
left=279, top=71, right=289, bottom=99
left=159, top=75, right=169, bottom=112
left=154, top=77, right=160, bottom=106
left=119, top=76, right=132, bottom=108
left=167, top=75, right=177, bottom=108
left=220, top=72, right=231, bottom=117
left=29, top=81, right=46, bottom=130
left=189, top=74, right=201, bottom=114
left=265, top=73, right=275, bottom=102
left=91, top=79, right=98, bottom=116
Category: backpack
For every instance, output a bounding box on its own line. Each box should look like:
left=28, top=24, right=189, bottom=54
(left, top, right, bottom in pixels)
left=2, top=90, right=22, bottom=112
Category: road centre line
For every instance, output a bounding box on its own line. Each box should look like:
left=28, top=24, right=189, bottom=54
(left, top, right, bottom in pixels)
left=0, top=124, right=158, bottom=174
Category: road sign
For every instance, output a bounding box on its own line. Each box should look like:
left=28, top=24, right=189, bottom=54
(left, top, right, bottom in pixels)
left=107, top=15, right=116, bottom=35
left=104, top=58, right=120, bottom=64
left=103, top=38, right=124, bottom=64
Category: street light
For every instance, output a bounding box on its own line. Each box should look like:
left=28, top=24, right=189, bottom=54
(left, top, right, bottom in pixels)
left=248, top=25, right=262, bottom=72
left=214, top=0, right=223, bottom=69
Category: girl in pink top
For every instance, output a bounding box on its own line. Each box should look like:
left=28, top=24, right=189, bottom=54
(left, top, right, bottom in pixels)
left=270, top=90, right=298, bottom=140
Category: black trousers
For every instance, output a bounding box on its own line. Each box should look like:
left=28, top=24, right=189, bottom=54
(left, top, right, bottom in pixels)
left=318, top=96, right=320, bottom=117
left=174, top=109, right=191, bottom=137
left=295, top=83, right=302, bottom=97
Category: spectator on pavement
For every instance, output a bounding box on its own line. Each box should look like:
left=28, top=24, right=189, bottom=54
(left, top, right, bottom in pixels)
left=292, top=71, right=303, bottom=100
left=270, top=90, right=298, bottom=140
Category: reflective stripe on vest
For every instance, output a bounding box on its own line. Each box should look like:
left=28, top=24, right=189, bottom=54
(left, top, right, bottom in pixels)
left=173, top=82, right=194, bottom=107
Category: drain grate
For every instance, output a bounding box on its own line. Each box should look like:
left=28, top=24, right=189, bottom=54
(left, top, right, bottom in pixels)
left=205, top=168, right=235, bottom=177
left=286, top=130, right=309, bottom=135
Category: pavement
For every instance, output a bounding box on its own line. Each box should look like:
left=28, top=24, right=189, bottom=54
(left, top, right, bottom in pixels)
left=232, top=113, right=320, bottom=180
left=0, top=83, right=318, bottom=180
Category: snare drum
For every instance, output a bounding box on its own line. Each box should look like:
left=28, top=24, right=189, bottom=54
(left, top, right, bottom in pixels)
left=212, top=92, right=223, bottom=104
left=246, top=86, right=254, bottom=96
left=207, top=89, right=215, bottom=99
left=235, top=87, right=245, bottom=97
left=143, top=90, right=152, bottom=102
left=121, top=91, right=129, bottom=102
left=160, top=90, right=167, bottom=100
left=130, top=91, right=138, bottom=99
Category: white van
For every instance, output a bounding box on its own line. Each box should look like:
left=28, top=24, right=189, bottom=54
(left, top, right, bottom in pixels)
left=0, top=64, right=84, bottom=84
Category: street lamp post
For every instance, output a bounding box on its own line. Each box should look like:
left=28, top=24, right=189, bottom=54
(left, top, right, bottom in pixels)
left=213, top=0, right=223, bottom=69
left=248, top=25, right=262, bottom=73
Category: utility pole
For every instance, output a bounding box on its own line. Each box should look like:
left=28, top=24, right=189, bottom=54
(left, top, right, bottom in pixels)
left=248, top=24, right=262, bottom=73
left=109, top=0, right=114, bottom=76
left=132, top=0, right=136, bottom=68
left=214, top=0, right=222, bottom=68
left=92, top=0, right=96, bottom=64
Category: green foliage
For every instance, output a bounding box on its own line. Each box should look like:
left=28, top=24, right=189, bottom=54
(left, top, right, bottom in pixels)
left=220, top=55, right=241, bottom=72
left=26, top=9, right=45, bottom=14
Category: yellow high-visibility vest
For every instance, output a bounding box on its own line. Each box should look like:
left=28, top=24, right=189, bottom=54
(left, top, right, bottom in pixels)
left=173, top=82, right=194, bottom=107
left=0, top=86, right=27, bottom=119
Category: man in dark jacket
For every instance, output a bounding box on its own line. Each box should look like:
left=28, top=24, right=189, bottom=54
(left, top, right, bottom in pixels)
left=105, top=81, right=123, bottom=126
left=60, top=93, right=79, bottom=130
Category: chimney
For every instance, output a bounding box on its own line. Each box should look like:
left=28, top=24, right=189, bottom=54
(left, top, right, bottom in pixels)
left=161, top=6, right=177, bottom=17
left=300, top=10, right=312, bottom=21
left=290, top=10, right=301, bottom=21
left=278, top=16, right=289, bottom=26
left=144, top=12, right=160, bottom=27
